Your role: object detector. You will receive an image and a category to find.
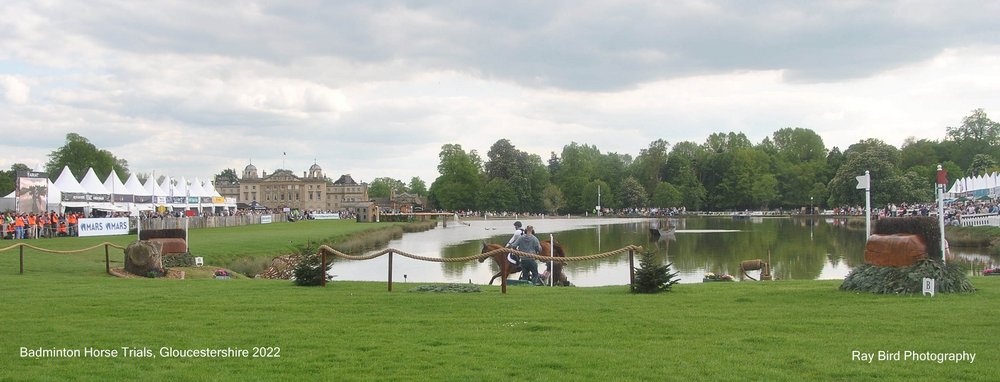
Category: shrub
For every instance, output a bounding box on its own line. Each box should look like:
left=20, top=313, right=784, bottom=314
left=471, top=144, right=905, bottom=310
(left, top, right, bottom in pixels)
left=162, top=252, right=195, bottom=267
left=292, top=253, right=330, bottom=286
left=227, top=256, right=273, bottom=278
left=409, top=284, right=481, bottom=293
left=840, top=259, right=975, bottom=294
left=631, top=251, right=679, bottom=293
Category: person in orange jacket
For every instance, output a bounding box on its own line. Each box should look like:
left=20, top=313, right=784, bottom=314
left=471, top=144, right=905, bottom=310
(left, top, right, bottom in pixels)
left=15, top=215, right=26, bottom=239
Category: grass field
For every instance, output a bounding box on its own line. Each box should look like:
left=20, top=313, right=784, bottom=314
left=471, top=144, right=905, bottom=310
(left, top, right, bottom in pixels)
left=0, top=220, right=997, bottom=381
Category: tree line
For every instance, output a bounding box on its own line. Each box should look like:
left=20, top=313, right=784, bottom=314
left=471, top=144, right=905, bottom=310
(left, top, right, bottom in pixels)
left=3, top=109, right=997, bottom=215
left=428, top=109, right=1000, bottom=213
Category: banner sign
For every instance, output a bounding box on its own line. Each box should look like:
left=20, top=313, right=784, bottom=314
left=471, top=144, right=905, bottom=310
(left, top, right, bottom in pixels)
left=212, top=197, right=226, bottom=204
left=134, top=195, right=153, bottom=203
left=168, top=196, right=186, bottom=204
left=16, top=172, right=49, bottom=214
left=261, top=215, right=273, bottom=224
left=87, top=194, right=111, bottom=202
left=62, top=192, right=88, bottom=202
left=78, top=217, right=130, bottom=237
left=313, top=213, right=341, bottom=220
left=200, top=197, right=213, bottom=203
left=188, top=197, right=200, bottom=204
left=156, top=196, right=167, bottom=204
left=113, top=194, right=134, bottom=203
left=225, top=197, right=237, bottom=204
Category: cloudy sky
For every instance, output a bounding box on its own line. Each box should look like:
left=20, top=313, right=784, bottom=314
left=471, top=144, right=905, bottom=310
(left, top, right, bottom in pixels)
left=2, top=1, right=998, bottom=185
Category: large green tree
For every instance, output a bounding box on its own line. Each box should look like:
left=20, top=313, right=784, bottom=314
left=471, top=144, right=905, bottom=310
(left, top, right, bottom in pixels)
left=828, top=139, right=918, bottom=206
left=408, top=177, right=427, bottom=196
left=630, top=139, right=670, bottom=195
left=0, top=164, right=33, bottom=196
left=617, top=176, right=648, bottom=209
left=44, top=133, right=130, bottom=181
left=428, top=144, right=482, bottom=210
left=369, top=177, right=407, bottom=198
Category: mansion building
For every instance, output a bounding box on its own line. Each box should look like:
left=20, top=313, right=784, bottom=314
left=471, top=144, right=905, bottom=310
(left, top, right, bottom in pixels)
left=214, top=162, right=370, bottom=212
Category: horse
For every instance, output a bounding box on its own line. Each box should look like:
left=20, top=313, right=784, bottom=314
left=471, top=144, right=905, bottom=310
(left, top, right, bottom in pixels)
left=479, top=240, right=569, bottom=286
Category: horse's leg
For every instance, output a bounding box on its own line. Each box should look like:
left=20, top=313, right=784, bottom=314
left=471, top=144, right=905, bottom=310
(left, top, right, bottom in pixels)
left=488, top=271, right=501, bottom=285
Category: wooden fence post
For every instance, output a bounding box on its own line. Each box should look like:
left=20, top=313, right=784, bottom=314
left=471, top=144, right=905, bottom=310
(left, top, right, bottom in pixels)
left=321, top=250, right=327, bottom=287
left=19, top=244, right=24, bottom=275
left=105, top=244, right=110, bottom=275
left=501, top=254, right=509, bottom=295
left=628, top=248, right=635, bottom=292
left=388, top=251, right=393, bottom=292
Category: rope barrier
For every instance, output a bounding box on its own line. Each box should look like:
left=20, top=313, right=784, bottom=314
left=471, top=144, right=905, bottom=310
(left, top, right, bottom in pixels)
left=0, top=242, right=126, bottom=254
left=316, top=244, right=643, bottom=263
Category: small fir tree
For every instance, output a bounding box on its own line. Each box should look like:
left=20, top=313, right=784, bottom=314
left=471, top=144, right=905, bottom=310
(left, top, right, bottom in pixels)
left=632, top=251, right=680, bottom=293
left=292, top=253, right=330, bottom=286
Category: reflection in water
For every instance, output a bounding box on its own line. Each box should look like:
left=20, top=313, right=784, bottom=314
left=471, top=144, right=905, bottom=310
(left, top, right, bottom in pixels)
left=326, top=217, right=998, bottom=287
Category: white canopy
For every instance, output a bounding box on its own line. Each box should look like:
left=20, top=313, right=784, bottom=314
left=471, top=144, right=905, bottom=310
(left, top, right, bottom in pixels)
left=79, top=168, right=111, bottom=195
left=54, top=166, right=87, bottom=194
left=103, top=169, right=130, bottom=197
left=189, top=178, right=210, bottom=197
left=125, top=173, right=151, bottom=196
left=147, top=178, right=168, bottom=197
left=158, top=177, right=172, bottom=196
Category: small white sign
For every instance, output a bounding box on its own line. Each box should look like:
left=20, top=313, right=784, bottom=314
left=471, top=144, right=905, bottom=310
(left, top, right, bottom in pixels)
left=855, top=173, right=870, bottom=190
left=77, top=217, right=130, bottom=237
left=260, top=215, right=273, bottom=224
left=922, top=278, right=935, bottom=297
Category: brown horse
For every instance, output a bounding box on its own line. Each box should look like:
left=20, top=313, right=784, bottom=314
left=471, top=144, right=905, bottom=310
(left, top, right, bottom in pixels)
left=479, top=240, right=569, bottom=286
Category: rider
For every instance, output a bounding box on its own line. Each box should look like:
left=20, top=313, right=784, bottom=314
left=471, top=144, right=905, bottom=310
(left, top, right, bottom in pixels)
left=513, top=225, right=542, bottom=285
left=504, top=221, right=524, bottom=267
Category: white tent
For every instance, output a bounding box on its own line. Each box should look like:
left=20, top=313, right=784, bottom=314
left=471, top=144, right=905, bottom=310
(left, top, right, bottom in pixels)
left=124, top=173, right=154, bottom=212
left=79, top=168, right=116, bottom=211
left=54, top=166, right=88, bottom=208
left=103, top=169, right=131, bottom=201
left=125, top=174, right=151, bottom=197
left=146, top=178, right=168, bottom=197
left=158, top=177, right=173, bottom=196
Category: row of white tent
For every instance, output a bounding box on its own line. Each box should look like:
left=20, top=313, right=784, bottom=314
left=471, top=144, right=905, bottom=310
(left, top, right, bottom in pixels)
left=2, top=166, right=236, bottom=214
left=945, top=172, right=1000, bottom=195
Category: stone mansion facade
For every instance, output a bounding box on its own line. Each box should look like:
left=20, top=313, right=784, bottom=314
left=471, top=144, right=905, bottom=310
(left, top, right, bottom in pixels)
left=214, top=162, right=370, bottom=212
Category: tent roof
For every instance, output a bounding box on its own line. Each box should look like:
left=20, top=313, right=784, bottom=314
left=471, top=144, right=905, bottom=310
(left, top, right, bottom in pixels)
left=189, top=178, right=210, bottom=197
left=124, top=173, right=151, bottom=196
left=145, top=177, right=168, bottom=197
left=103, top=169, right=130, bottom=196
left=54, top=166, right=87, bottom=194
left=79, top=168, right=110, bottom=195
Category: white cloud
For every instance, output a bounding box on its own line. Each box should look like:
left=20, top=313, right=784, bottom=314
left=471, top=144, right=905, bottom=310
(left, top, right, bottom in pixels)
left=0, top=0, right=999, bottom=185
left=0, top=76, right=30, bottom=104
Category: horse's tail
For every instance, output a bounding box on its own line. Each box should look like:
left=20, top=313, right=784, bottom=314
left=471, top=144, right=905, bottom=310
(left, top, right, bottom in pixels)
left=553, top=241, right=566, bottom=258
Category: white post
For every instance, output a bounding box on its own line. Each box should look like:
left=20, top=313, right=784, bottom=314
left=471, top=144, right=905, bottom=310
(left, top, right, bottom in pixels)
left=855, top=171, right=872, bottom=239
left=184, top=216, right=189, bottom=253
left=864, top=171, right=871, bottom=238
left=137, top=212, right=141, bottom=241
left=937, top=165, right=946, bottom=265
left=549, top=234, right=554, bottom=287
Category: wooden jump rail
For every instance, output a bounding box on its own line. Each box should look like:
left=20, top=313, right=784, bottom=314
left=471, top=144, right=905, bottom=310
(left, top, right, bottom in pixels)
left=316, top=244, right=644, bottom=294
left=0, top=242, right=127, bottom=275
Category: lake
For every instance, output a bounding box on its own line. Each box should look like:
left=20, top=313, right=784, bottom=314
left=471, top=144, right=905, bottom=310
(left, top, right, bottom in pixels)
left=328, top=216, right=993, bottom=286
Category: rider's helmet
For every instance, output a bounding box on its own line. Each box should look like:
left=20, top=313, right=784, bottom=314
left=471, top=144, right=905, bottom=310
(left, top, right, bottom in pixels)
left=513, top=221, right=522, bottom=228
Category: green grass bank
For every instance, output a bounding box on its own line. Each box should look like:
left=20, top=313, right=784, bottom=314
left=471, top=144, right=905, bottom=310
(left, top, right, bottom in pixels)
left=0, top=219, right=996, bottom=381
left=1, top=273, right=996, bottom=381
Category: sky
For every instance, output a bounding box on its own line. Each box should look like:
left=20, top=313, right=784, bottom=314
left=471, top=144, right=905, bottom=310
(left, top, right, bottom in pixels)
left=2, top=0, right=999, bottom=185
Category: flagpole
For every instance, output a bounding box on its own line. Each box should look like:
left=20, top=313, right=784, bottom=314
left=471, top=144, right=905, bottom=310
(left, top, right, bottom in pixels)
left=937, top=165, right=946, bottom=264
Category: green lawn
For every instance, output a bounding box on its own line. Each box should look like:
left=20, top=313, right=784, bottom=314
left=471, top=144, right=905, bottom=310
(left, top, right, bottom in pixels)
left=0, top=220, right=996, bottom=381
left=1, top=219, right=406, bottom=276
